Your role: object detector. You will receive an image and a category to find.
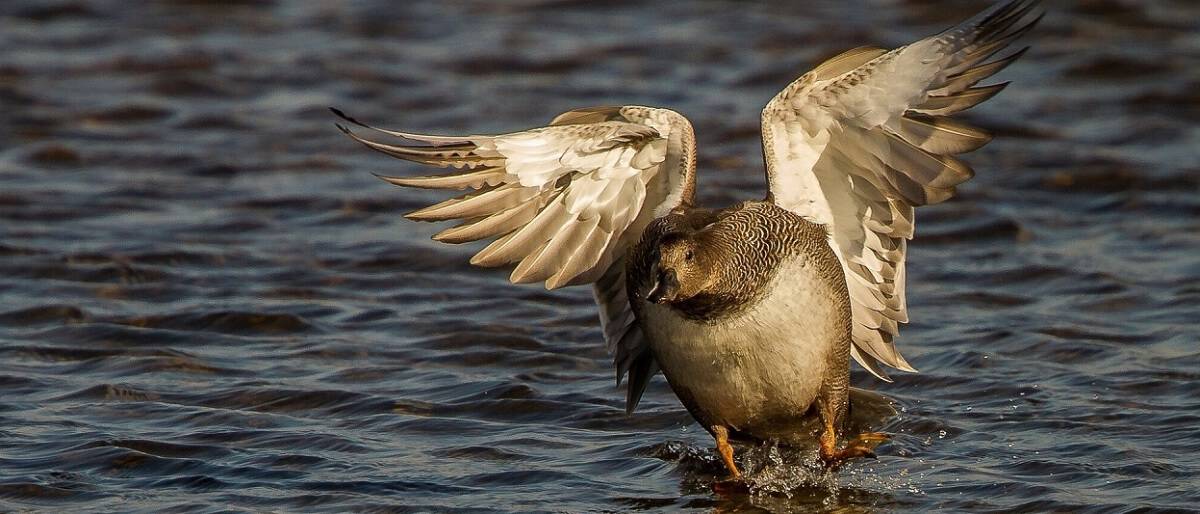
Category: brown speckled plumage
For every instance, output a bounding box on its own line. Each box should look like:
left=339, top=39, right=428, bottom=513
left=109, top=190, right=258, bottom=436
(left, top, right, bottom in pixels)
left=628, top=202, right=844, bottom=322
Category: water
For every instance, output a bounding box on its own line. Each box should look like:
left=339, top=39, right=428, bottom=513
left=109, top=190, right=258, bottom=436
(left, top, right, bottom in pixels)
left=2, top=0, right=1198, bottom=512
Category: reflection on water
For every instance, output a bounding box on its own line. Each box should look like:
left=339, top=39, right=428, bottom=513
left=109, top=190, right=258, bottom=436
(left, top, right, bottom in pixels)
left=2, top=0, right=1199, bottom=512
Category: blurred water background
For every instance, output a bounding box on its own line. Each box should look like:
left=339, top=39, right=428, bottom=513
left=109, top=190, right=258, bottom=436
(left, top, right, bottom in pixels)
left=1, top=0, right=1198, bottom=512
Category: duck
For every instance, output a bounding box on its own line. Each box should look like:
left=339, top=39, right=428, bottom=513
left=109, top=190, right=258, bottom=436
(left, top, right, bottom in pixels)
left=333, top=0, right=1041, bottom=480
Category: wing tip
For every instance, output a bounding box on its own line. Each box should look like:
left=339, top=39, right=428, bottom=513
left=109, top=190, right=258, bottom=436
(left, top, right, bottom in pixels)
left=624, top=375, right=645, bottom=415
left=851, top=343, right=921, bottom=380
left=870, top=368, right=895, bottom=383
left=405, top=202, right=453, bottom=221
left=430, top=228, right=469, bottom=244
left=1007, top=45, right=1032, bottom=61
left=468, top=249, right=510, bottom=268
left=330, top=106, right=370, bottom=130
left=331, top=106, right=473, bottom=146
left=376, top=172, right=433, bottom=189
left=375, top=172, right=426, bottom=192
left=407, top=211, right=461, bottom=222
left=543, top=273, right=568, bottom=291
left=624, top=399, right=639, bottom=416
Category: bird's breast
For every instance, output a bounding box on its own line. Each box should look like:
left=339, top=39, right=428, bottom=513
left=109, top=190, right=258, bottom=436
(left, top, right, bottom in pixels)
left=639, top=255, right=847, bottom=434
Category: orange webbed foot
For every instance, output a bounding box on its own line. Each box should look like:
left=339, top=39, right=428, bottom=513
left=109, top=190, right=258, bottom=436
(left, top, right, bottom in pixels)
left=820, top=431, right=890, bottom=469
left=711, top=425, right=743, bottom=481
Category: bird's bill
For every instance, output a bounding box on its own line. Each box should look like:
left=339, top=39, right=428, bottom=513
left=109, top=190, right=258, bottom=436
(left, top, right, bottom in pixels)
left=646, top=268, right=680, bottom=304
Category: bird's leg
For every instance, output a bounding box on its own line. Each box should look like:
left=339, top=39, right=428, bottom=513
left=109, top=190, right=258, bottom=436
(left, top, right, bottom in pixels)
left=711, top=425, right=742, bottom=480
left=816, top=380, right=888, bottom=469
left=818, top=413, right=889, bottom=469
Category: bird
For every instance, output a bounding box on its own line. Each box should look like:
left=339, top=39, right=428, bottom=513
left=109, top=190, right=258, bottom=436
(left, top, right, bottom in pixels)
left=332, top=0, right=1041, bottom=480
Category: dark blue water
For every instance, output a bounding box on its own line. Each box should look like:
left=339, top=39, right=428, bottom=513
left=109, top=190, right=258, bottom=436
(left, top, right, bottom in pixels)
left=2, top=1, right=1198, bottom=512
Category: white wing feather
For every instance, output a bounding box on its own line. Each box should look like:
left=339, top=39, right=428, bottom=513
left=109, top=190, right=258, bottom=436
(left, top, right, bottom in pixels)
left=334, top=105, right=696, bottom=410
left=761, top=0, right=1041, bottom=380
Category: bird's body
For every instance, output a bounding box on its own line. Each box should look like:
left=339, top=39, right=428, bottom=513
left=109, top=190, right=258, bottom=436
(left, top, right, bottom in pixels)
left=334, top=0, right=1041, bottom=479
left=628, top=202, right=852, bottom=446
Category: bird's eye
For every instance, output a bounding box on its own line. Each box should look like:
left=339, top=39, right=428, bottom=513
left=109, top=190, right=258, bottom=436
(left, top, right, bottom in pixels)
left=684, top=250, right=694, bottom=261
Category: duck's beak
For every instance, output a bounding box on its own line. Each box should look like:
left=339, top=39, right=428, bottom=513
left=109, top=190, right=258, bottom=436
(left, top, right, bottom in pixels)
left=646, top=268, right=680, bottom=304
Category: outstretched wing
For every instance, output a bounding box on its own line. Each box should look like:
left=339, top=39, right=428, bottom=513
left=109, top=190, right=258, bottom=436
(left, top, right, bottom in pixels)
left=333, top=105, right=697, bottom=412
left=760, top=0, right=1041, bottom=380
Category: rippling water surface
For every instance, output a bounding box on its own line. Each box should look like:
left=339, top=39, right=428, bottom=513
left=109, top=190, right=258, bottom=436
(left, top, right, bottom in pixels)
left=2, top=0, right=1199, bottom=512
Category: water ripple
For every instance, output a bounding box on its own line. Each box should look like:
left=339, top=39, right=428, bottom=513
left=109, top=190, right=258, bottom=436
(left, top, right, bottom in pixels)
left=1, top=0, right=1198, bottom=512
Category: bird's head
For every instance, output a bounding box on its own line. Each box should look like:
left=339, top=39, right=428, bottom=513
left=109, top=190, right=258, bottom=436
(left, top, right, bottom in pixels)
left=645, top=233, right=712, bottom=304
